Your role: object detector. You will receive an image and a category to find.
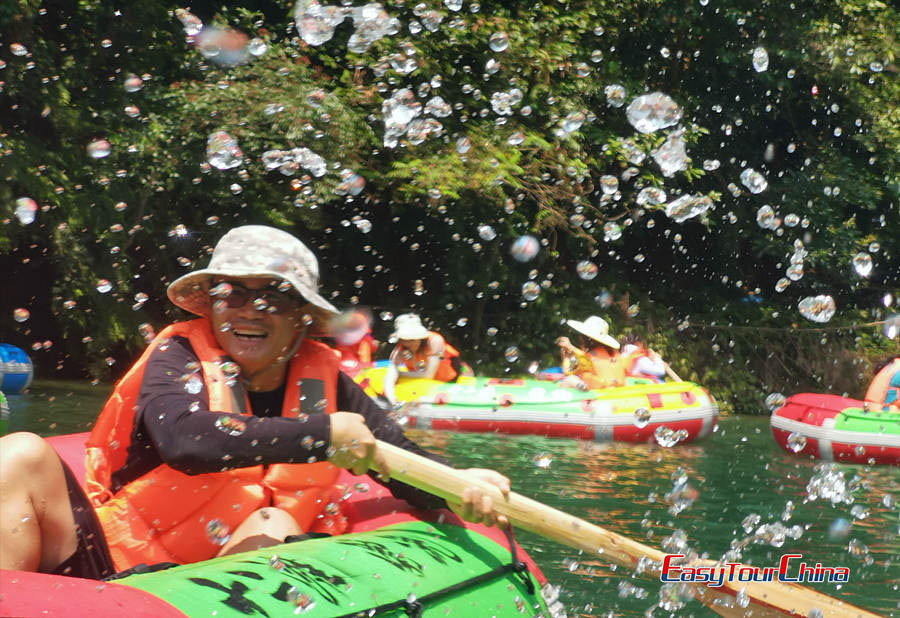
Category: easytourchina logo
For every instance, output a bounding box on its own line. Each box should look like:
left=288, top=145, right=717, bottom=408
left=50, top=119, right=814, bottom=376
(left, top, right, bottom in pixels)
left=660, top=554, right=850, bottom=588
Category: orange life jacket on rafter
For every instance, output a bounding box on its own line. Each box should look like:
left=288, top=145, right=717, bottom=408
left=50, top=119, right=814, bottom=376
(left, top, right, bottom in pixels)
left=399, top=332, right=460, bottom=382
left=84, top=319, right=345, bottom=571
left=580, top=346, right=627, bottom=390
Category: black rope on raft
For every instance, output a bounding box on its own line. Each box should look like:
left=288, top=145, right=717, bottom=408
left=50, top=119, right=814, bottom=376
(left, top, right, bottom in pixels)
left=334, top=525, right=537, bottom=617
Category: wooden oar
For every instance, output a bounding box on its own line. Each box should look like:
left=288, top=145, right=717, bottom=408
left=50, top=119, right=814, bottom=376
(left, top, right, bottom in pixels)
left=375, top=440, right=879, bottom=618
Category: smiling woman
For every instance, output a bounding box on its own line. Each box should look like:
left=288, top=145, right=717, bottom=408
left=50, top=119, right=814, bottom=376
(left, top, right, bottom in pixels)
left=0, top=225, right=512, bottom=580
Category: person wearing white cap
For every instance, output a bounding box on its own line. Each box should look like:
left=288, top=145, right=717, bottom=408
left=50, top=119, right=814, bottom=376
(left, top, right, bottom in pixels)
left=0, top=226, right=510, bottom=579
left=382, top=313, right=462, bottom=406
left=555, top=315, right=627, bottom=390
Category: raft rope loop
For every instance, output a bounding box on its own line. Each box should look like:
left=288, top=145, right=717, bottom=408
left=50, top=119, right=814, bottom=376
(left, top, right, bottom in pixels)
left=336, top=526, right=535, bottom=618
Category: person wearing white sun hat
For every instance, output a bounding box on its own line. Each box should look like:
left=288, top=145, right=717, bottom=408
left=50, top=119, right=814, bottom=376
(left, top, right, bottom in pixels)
left=382, top=313, right=462, bottom=406
left=555, top=315, right=627, bottom=390
left=0, top=226, right=510, bottom=580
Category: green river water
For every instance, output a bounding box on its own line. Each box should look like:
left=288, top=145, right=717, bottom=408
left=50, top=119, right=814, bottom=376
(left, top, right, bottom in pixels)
left=4, top=380, right=898, bottom=617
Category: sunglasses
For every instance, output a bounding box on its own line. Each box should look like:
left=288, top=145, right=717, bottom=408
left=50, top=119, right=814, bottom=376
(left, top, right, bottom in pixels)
left=210, top=281, right=301, bottom=315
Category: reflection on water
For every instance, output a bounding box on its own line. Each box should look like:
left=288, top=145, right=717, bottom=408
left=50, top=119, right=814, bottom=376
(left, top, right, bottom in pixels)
left=414, top=424, right=898, bottom=617
left=6, top=381, right=898, bottom=616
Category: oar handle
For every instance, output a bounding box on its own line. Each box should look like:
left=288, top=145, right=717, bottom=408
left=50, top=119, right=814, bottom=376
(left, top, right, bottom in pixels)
left=377, top=440, right=666, bottom=569
left=649, top=348, right=682, bottom=382
left=375, top=440, right=881, bottom=618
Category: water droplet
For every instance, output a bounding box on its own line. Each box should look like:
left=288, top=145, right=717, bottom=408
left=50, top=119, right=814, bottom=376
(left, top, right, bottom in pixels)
left=740, top=168, right=768, bottom=194
left=847, top=539, right=869, bottom=559
left=626, top=92, right=683, bottom=133
left=13, top=308, right=30, bottom=322
left=123, top=74, right=143, bottom=92
left=206, top=131, right=243, bottom=170
left=248, top=38, right=267, bottom=56
left=521, top=281, right=541, bottom=301
left=10, top=42, right=28, bottom=56
left=489, top=32, right=509, bottom=52
left=798, top=295, right=836, bottom=323
left=635, top=187, right=666, bottom=206
left=852, top=252, right=872, bottom=277
left=787, top=432, right=807, bottom=453
left=752, top=47, right=769, bottom=72
left=205, top=519, right=231, bottom=545
left=215, top=415, right=247, bottom=436
left=96, top=279, right=112, bottom=294
left=634, top=408, right=651, bottom=428
left=533, top=453, right=552, bottom=468
left=765, top=392, right=786, bottom=411
left=477, top=224, right=497, bottom=241
left=510, top=235, right=539, bottom=262
left=14, top=197, right=37, bottom=224
left=665, top=194, right=713, bottom=223
left=576, top=260, right=598, bottom=280
left=504, top=346, right=519, bottom=362
left=652, top=129, right=688, bottom=176
left=184, top=374, right=203, bottom=394
left=87, top=139, right=111, bottom=159
left=654, top=426, right=687, bottom=447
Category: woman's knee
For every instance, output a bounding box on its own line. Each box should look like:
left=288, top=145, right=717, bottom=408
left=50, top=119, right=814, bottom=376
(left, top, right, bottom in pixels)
left=218, top=507, right=301, bottom=556
left=0, top=433, right=58, bottom=477
left=247, top=507, right=301, bottom=533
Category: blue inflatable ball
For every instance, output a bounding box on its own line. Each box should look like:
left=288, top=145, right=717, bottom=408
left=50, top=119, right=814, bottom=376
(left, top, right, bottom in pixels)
left=0, top=344, right=34, bottom=394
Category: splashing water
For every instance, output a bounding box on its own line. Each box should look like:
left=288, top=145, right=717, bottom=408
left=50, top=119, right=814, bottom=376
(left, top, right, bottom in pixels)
left=652, top=129, right=688, bottom=177
left=604, top=84, right=626, bottom=107
left=806, top=464, right=855, bottom=505
left=14, top=197, right=37, bottom=224
left=798, top=295, right=836, bottom=323
left=521, top=281, right=541, bottom=301
left=752, top=46, right=769, bottom=72
left=625, top=92, right=683, bottom=133
left=206, top=131, right=243, bottom=170
left=764, top=392, right=786, bottom=412
left=576, top=260, right=598, bottom=280
left=510, top=235, right=540, bottom=262
left=852, top=252, right=872, bottom=277
left=194, top=26, right=251, bottom=67
left=739, top=168, right=768, bottom=193
left=786, top=432, right=807, bottom=453
left=664, top=194, right=712, bottom=223
left=382, top=88, right=422, bottom=148
left=756, top=205, right=779, bottom=230
left=489, top=32, right=509, bottom=52
left=87, top=139, right=111, bottom=159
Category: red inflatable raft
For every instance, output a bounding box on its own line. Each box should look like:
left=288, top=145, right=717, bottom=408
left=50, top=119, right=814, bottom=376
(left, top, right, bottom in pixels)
left=770, top=393, right=900, bottom=465
left=0, top=433, right=554, bottom=618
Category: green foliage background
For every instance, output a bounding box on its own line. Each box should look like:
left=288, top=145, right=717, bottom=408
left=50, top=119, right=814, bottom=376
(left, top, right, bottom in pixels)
left=1, top=0, right=897, bottom=413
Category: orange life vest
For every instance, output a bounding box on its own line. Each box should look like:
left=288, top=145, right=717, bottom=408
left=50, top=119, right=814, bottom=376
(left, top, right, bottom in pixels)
left=398, top=332, right=459, bottom=382
left=85, top=319, right=345, bottom=571
left=865, top=357, right=900, bottom=411
left=580, top=347, right=627, bottom=390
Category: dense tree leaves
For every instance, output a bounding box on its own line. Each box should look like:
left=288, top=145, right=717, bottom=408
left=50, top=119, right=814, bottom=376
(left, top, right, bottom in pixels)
left=1, top=0, right=896, bottom=409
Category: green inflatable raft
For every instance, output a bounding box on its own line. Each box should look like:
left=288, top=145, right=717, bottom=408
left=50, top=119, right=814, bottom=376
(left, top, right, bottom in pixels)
left=114, top=521, right=549, bottom=617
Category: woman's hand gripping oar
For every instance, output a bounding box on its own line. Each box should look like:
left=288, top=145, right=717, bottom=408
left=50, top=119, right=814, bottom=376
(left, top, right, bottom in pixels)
left=373, top=440, right=879, bottom=618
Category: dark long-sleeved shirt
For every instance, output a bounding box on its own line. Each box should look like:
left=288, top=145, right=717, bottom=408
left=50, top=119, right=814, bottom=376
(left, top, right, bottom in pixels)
left=109, top=336, right=446, bottom=510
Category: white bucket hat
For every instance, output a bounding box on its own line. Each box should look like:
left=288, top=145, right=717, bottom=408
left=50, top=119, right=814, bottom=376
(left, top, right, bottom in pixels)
left=567, top=315, right=620, bottom=350
left=391, top=313, right=430, bottom=340
left=167, top=225, right=338, bottom=319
